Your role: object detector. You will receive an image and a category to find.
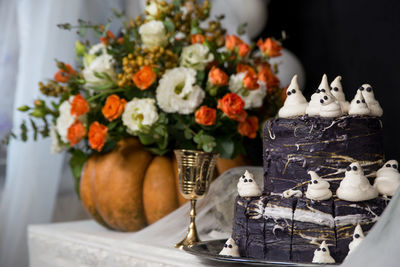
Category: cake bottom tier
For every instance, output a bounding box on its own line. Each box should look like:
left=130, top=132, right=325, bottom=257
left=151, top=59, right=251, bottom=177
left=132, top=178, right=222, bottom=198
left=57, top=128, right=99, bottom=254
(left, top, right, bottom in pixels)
left=232, top=195, right=389, bottom=263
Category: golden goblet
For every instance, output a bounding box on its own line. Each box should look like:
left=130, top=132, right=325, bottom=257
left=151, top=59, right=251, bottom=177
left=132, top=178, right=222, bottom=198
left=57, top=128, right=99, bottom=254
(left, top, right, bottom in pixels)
left=174, top=149, right=219, bottom=249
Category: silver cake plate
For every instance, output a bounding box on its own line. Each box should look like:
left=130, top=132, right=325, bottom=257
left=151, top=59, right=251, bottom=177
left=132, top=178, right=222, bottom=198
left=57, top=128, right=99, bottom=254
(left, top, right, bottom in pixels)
left=183, top=239, right=339, bottom=266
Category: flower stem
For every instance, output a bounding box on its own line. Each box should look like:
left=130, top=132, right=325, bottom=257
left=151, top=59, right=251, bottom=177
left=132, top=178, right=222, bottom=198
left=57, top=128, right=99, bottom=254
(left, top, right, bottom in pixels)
left=87, top=89, right=125, bottom=102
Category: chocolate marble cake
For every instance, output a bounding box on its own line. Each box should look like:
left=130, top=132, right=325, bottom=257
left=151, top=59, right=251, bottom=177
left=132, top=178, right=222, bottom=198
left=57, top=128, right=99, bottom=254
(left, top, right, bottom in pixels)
left=227, top=74, right=396, bottom=264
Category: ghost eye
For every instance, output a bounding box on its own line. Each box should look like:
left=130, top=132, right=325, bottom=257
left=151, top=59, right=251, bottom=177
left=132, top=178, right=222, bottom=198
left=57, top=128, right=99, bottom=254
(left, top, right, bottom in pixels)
left=309, top=181, right=313, bottom=185
left=248, top=178, right=253, bottom=182
left=393, top=164, right=398, bottom=169
left=356, top=100, right=360, bottom=104
left=317, top=248, right=321, bottom=251
left=324, top=96, right=328, bottom=100
left=322, top=248, right=327, bottom=252
left=291, top=89, right=296, bottom=94
left=346, top=166, right=351, bottom=172
left=386, top=164, right=391, bottom=167
left=316, top=89, right=321, bottom=93
left=362, top=100, right=365, bottom=103
left=366, top=87, right=372, bottom=92
left=228, top=244, right=233, bottom=248
left=244, top=179, right=248, bottom=183
left=287, top=91, right=291, bottom=96
left=354, top=234, right=360, bottom=239
left=333, top=87, right=339, bottom=91
left=313, top=180, right=318, bottom=184
left=353, top=166, right=358, bottom=171
left=321, top=89, right=326, bottom=93
left=320, top=99, right=324, bottom=104
left=224, top=244, right=228, bottom=248
left=359, top=86, right=364, bottom=91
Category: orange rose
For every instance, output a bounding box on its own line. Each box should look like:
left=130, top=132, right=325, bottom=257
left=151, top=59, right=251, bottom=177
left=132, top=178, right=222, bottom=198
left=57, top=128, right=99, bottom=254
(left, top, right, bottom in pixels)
left=217, top=93, right=247, bottom=122
left=88, top=121, right=108, bottom=152
left=238, top=43, right=250, bottom=57
left=225, top=34, right=243, bottom=51
left=133, top=66, right=157, bottom=90
left=258, top=66, right=280, bottom=90
left=238, top=116, right=258, bottom=139
left=208, top=66, right=228, bottom=86
left=257, top=38, right=282, bottom=57
left=100, top=30, right=116, bottom=45
left=191, top=34, right=205, bottom=44
left=102, top=94, right=127, bottom=121
left=71, top=94, right=89, bottom=117
left=243, top=72, right=259, bottom=90
left=67, top=120, right=86, bottom=146
left=236, top=64, right=256, bottom=75
left=54, top=63, right=76, bottom=83
left=195, top=106, right=217, bottom=126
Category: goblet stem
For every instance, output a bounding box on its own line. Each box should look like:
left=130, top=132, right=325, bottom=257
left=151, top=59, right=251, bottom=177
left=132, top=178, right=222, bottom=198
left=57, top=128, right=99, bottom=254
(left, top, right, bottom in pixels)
left=175, top=199, right=201, bottom=249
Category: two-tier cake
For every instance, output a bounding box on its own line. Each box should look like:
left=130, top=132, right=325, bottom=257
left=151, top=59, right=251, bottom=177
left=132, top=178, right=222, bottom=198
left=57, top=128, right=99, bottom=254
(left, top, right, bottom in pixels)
left=219, top=74, right=400, bottom=264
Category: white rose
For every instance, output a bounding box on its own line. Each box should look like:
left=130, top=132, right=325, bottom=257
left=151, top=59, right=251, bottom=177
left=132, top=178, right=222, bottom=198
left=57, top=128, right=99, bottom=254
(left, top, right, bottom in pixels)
left=82, top=43, right=117, bottom=87
left=50, top=123, right=65, bottom=154
left=180, top=44, right=214, bottom=71
left=55, top=99, right=76, bottom=143
left=122, top=98, right=159, bottom=135
left=156, top=67, right=205, bottom=114
left=139, top=21, right=168, bottom=48
left=229, top=73, right=267, bottom=109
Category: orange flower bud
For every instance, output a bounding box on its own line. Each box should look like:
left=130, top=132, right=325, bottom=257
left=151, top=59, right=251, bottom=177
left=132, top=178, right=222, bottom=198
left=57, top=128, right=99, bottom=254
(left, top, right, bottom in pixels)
left=54, top=63, right=76, bottom=83
left=258, top=66, right=280, bottom=91
left=238, top=116, right=258, bottom=139
left=225, top=34, right=243, bottom=51
left=191, top=34, right=205, bottom=44
left=208, top=66, right=228, bottom=86
left=133, top=66, right=157, bottom=90
left=257, top=38, right=282, bottom=57
left=195, top=106, right=217, bottom=126
left=67, top=120, right=86, bottom=146
left=236, top=64, right=256, bottom=75
left=243, top=72, right=259, bottom=90
left=238, top=43, right=250, bottom=57
left=70, top=94, right=89, bottom=117
left=88, top=121, right=108, bottom=152
left=102, top=94, right=127, bottom=121
left=217, top=93, right=247, bottom=122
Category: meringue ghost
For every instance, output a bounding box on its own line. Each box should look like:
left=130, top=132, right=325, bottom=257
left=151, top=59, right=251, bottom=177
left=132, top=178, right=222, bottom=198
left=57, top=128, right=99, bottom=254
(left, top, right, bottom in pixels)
left=374, top=160, right=400, bottom=197
left=320, top=92, right=343, bottom=118
left=278, top=75, right=308, bottom=118
left=306, top=74, right=332, bottom=116
left=330, top=76, right=350, bottom=113
left=219, top=237, right=240, bottom=257
left=312, top=241, right=335, bottom=264
left=237, top=170, right=262, bottom=197
left=359, top=84, right=383, bottom=117
left=348, top=224, right=365, bottom=255
left=349, top=90, right=370, bottom=116
left=336, top=162, right=378, bottom=201
left=305, top=171, right=332, bottom=201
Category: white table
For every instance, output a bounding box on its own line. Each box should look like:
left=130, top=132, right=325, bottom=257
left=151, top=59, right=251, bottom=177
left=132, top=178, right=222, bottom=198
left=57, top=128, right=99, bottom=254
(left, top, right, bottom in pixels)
left=28, top=220, right=234, bottom=267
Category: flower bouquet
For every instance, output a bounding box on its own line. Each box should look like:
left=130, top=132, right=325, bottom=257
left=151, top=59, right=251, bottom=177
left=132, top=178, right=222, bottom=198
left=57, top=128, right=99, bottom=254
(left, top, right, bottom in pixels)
left=12, top=0, right=285, bottom=191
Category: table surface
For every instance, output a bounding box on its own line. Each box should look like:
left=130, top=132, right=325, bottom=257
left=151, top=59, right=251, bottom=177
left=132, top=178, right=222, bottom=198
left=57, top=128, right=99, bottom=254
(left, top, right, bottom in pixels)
left=28, top=220, right=235, bottom=267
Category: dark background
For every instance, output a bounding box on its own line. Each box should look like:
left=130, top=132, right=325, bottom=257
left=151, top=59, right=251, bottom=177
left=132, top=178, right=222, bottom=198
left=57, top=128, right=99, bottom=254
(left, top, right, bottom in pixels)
left=258, top=0, right=400, bottom=161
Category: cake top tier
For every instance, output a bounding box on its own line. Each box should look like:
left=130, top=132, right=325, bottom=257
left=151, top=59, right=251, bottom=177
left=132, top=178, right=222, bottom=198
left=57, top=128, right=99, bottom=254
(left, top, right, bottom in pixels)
left=278, top=74, right=383, bottom=118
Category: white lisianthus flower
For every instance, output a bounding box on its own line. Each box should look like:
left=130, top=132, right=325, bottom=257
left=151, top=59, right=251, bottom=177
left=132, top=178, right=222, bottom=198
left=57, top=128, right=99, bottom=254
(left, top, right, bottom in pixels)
left=50, top=123, right=64, bottom=154
left=55, top=99, right=76, bottom=143
left=139, top=21, right=168, bottom=48
left=180, top=44, right=214, bottom=71
left=229, top=73, right=267, bottom=109
left=82, top=42, right=117, bottom=86
left=122, top=98, right=159, bottom=135
left=156, top=67, right=205, bottom=114
left=145, top=0, right=165, bottom=20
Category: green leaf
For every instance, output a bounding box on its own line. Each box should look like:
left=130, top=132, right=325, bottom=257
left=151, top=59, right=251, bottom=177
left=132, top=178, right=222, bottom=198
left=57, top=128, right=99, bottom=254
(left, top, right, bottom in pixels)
left=69, top=150, right=88, bottom=197
left=138, top=133, right=156, bottom=145
left=184, top=128, right=193, bottom=139
left=20, top=121, right=28, bottom=142
left=163, top=18, right=175, bottom=33
left=29, top=119, right=38, bottom=141
left=18, top=105, right=30, bottom=112
left=196, top=71, right=206, bottom=86
left=214, top=138, right=234, bottom=159
left=236, top=22, right=248, bottom=35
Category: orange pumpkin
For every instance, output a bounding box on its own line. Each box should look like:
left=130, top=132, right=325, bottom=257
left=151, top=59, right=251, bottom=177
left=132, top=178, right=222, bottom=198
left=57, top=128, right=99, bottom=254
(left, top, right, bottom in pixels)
left=80, top=138, right=246, bottom=231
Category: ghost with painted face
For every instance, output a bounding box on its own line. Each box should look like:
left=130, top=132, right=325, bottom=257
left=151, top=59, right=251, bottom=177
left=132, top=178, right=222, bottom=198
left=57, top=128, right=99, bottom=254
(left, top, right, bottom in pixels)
left=320, top=92, right=343, bottom=118
left=219, top=237, right=240, bottom=257
left=349, top=90, right=370, bottom=116
left=305, top=171, right=332, bottom=201
left=330, top=76, right=350, bottom=113
left=237, top=170, right=262, bottom=197
left=278, top=75, right=308, bottom=118
left=359, top=84, right=383, bottom=117
left=373, top=160, right=400, bottom=197
left=306, top=74, right=337, bottom=117
left=347, top=224, right=365, bottom=256
left=312, top=241, right=335, bottom=264
left=336, top=162, right=378, bottom=201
